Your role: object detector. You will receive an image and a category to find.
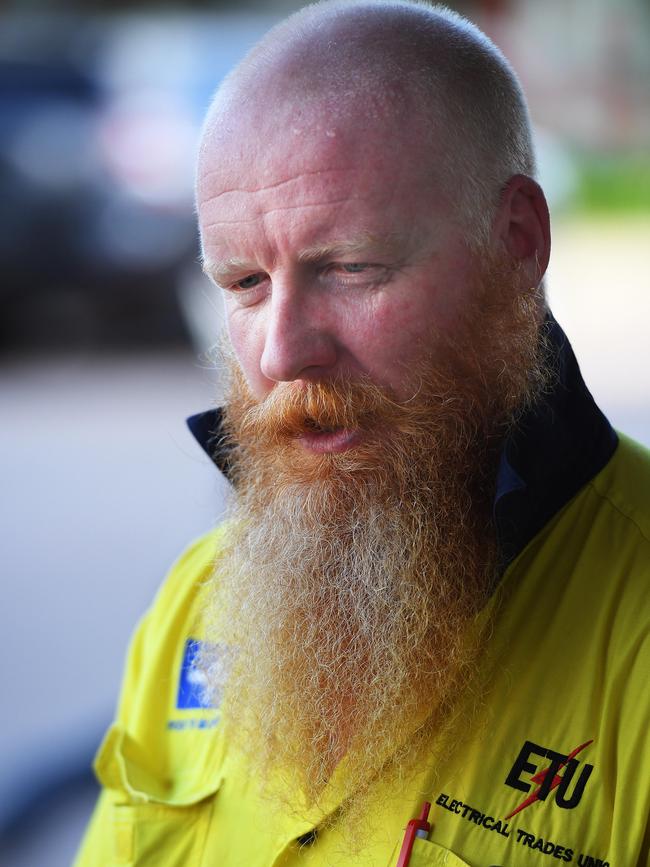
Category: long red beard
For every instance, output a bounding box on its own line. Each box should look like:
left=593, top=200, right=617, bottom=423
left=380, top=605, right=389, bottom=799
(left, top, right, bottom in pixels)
left=202, top=260, right=547, bottom=821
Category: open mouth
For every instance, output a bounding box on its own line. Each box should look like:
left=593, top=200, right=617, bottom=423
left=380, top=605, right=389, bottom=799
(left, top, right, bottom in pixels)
left=298, top=421, right=361, bottom=453
left=303, top=419, right=339, bottom=434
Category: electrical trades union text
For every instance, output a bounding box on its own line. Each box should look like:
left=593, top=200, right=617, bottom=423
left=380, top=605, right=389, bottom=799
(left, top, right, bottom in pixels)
left=435, top=793, right=610, bottom=865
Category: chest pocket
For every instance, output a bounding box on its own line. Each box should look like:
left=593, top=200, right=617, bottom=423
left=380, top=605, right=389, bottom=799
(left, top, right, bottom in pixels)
left=409, top=838, right=473, bottom=867
left=110, top=800, right=213, bottom=866
left=95, top=723, right=223, bottom=867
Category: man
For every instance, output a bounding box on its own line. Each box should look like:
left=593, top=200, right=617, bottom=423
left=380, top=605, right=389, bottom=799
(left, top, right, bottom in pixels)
left=75, top=2, right=650, bottom=865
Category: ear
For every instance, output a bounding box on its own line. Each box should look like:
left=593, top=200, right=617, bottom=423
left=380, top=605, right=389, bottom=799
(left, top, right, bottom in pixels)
left=491, top=174, right=551, bottom=286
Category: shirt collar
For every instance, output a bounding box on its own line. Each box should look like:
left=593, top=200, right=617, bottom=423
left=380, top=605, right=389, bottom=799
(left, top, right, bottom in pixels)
left=492, top=313, right=617, bottom=567
left=187, top=313, right=617, bottom=570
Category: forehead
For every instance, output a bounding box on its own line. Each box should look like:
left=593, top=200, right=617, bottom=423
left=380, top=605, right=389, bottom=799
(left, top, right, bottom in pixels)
left=197, top=99, right=454, bottom=264
left=199, top=141, right=393, bottom=241
left=202, top=73, right=461, bottom=194
left=200, top=98, right=411, bottom=192
left=199, top=79, right=423, bottom=179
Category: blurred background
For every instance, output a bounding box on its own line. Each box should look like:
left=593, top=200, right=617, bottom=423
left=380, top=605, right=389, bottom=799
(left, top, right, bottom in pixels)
left=1, top=0, right=648, bottom=864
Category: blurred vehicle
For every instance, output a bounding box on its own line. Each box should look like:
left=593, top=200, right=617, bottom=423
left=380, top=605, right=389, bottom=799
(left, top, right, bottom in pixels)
left=0, top=13, right=274, bottom=351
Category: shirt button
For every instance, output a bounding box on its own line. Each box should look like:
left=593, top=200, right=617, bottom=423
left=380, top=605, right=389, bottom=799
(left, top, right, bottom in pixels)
left=296, top=829, right=318, bottom=847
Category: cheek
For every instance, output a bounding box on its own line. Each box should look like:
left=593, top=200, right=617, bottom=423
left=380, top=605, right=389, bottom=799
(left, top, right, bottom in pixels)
left=356, top=258, right=480, bottom=374
left=347, top=296, right=437, bottom=387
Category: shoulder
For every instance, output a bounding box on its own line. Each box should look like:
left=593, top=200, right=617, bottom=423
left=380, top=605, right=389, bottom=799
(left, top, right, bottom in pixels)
left=508, top=432, right=650, bottom=664
left=143, top=524, right=228, bottom=631
left=113, top=523, right=231, bottom=726
left=552, top=432, right=650, bottom=616
left=536, top=432, right=650, bottom=584
left=589, top=432, right=650, bottom=547
left=541, top=432, right=650, bottom=682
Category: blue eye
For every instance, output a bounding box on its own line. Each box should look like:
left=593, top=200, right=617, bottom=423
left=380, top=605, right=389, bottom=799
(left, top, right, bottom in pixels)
left=342, top=263, right=369, bottom=273
left=236, top=274, right=262, bottom=289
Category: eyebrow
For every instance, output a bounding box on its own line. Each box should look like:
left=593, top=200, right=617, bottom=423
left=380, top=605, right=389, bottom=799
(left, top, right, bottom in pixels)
left=202, top=232, right=408, bottom=285
left=296, top=233, right=404, bottom=263
left=202, top=256, right=258, bottom=287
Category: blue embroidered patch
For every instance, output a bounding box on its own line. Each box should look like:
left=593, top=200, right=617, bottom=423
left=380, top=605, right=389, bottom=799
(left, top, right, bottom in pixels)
left=176, top=638, right=213, bottom=709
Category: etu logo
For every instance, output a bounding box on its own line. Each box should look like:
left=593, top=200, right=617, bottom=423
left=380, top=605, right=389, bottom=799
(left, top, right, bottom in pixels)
left=504, top=739, right=594, bottom=819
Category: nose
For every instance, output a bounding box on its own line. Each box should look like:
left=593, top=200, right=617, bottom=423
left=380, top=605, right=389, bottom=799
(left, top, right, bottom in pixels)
left=259, top=282, right=338, bottom=384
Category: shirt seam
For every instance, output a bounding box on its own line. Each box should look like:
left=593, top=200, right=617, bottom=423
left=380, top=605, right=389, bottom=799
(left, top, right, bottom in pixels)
left=586, top=479, right=650, bottom=547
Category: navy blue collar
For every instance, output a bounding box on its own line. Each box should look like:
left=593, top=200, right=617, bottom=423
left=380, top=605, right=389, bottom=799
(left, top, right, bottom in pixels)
left=187, top=315, right=617, bottom=571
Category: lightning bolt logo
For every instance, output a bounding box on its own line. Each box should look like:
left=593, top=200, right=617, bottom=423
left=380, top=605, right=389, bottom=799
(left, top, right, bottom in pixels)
left=505, top=739, right=593, bottom=820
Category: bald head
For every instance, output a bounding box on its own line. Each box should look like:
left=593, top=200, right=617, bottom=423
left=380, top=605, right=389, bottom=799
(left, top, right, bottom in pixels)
left=199, top=0, right=536, bottom=245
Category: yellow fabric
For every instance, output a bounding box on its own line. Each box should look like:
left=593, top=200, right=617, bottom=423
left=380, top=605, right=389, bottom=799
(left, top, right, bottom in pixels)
left=74, top=434, right=650, bottom=866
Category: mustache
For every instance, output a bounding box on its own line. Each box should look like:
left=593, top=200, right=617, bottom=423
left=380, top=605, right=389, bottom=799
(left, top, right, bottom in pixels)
left=231, top=375, right=411, bottom=443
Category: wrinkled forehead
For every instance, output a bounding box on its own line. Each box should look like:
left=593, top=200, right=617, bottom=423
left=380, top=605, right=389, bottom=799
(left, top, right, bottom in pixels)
left=197, top=85, right=441, bottom=208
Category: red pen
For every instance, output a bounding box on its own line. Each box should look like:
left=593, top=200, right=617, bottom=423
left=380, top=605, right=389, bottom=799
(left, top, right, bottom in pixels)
left=396, top=801, right=431, bottom=867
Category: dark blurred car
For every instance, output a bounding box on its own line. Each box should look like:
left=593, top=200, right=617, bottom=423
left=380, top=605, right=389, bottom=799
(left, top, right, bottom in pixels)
left=1, top=58, right=196, bottom=348
left=0, top=14, right=275, bottom=351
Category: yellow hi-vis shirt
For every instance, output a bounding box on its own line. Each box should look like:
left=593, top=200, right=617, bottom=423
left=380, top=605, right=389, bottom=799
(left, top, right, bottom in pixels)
left=74, top=433, right=650, bottom=867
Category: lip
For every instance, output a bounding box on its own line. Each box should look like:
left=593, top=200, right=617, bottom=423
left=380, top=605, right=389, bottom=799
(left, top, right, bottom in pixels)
left=297, top=427, right=362, bottom=454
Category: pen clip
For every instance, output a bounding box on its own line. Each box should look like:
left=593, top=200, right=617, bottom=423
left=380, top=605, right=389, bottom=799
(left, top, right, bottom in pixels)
left=396, top=801, right=431, bottom=867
